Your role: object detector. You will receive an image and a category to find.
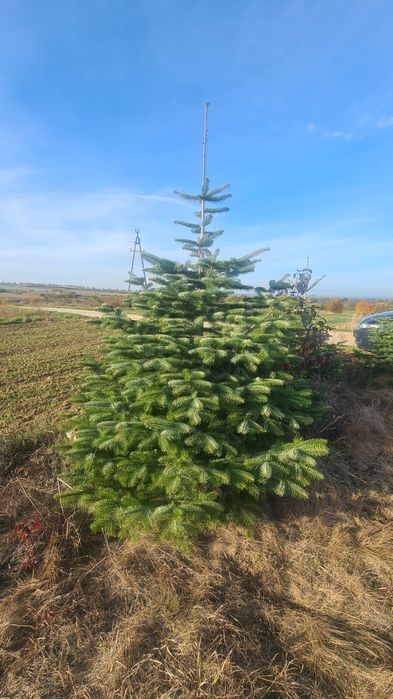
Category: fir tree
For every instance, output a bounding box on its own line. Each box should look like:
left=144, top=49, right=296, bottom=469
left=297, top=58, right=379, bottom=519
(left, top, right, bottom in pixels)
left=368, top=317, right=393, bottom=370
left=60, top=104, right=327, bottom=545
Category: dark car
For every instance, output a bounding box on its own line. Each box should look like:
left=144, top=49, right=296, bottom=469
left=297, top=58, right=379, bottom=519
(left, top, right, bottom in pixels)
left=354, top=310, right=393, bottom=349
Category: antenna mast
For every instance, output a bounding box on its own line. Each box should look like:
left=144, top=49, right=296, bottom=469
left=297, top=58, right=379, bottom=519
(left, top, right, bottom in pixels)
left=128, top=229, right=148, bottom=291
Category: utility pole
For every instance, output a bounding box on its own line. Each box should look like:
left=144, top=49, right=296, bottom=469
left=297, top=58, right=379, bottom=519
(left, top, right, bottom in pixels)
left=128, top=229, right=148, bottom=291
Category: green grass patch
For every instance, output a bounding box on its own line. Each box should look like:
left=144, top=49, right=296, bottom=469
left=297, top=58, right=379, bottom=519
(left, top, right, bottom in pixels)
left=321, top=309, right=358, bottom=331
left=0, top=315, right=103, bottom=436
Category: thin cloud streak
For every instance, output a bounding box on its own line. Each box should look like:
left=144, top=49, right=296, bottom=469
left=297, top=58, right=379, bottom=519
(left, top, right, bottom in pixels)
left=323, top=130, right=353, bottom=140
left=305, top=123, right=354, bottom=140
left=376, top=115, right=393, bottom=129
left=1, top=188, right=391, bottom=296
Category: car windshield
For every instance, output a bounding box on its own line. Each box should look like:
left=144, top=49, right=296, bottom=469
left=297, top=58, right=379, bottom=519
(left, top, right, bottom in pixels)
left=361, top=311, right=393, bottom=324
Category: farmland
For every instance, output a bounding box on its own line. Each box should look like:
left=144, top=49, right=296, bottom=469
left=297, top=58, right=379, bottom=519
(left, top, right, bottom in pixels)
left=0, top=282, right=128, bottom=310
left=0, top=315, right=103, bottom=435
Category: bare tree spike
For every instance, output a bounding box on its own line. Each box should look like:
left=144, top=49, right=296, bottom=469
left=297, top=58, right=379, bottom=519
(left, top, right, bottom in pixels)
left=174, top=102, right=231, bottom=267
left=200, top=102, right=210, bottom=246
left=202, top=102, right=209, bottom=190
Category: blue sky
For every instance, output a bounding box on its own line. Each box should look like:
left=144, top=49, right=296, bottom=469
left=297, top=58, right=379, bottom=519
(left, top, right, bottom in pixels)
left=1, top=0, right=393, bottom=296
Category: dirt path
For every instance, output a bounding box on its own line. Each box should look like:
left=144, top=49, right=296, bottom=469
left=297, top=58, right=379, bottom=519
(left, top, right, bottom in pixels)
left=29, top=307, right=356, bottom=346
left=30, top=306, right=142, bottom=321
left=329, top=329, right=355, bottom=346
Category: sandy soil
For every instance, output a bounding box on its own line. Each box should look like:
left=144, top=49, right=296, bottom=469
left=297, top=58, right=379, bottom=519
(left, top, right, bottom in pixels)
left=329, top=329, right=355, bottom=346
left=31, top=306, right=143, bottom=321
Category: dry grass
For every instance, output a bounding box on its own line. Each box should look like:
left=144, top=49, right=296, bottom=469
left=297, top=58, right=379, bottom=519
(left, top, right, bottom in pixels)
left=0, top=288, right=129, bottom=315
left=0, top=303, right=44, bottom=321
left=1, top=383, right=393, bottom=698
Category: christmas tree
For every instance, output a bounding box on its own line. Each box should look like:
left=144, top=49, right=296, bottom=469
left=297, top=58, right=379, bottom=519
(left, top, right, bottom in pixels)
left=60, top=104, right=327, bottom=545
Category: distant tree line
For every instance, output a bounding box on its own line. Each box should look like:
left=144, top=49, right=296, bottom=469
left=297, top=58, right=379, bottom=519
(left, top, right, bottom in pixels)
left=316, top=298, right=393, bottom=315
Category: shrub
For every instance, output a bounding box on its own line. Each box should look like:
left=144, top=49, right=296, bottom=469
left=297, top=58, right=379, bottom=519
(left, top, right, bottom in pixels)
left=290, top=300, right=343, bottom=379
left=355, top=301, right=375, bottom=316
left=368, top=318, right=393, bottom=371
left=324, top=298, right=344, bottom=313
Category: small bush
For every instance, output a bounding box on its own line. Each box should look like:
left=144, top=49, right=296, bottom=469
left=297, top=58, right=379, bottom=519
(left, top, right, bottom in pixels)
left=355, top=301, right=376, bottom=316
left=325, top=298, right=344, bottom=313
left=368, top=318, right=393, bottom=371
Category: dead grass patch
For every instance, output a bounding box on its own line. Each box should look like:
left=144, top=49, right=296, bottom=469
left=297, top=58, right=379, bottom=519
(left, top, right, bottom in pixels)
left=1, top=383, right=393, bottom=698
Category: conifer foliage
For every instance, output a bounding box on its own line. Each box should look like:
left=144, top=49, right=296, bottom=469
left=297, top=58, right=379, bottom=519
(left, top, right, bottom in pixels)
left=61, top=105, right=327, bottom=545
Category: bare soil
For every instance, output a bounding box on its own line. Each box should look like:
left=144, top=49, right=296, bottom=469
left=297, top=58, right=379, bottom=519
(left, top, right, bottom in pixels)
left=329, top=329, right=355, bottom=346
left=29, top=306, right=143, bottom=321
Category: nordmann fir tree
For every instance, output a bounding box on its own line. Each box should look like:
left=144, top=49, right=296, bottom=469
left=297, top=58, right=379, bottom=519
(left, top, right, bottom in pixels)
left=60, top=103, right=327, bottom=546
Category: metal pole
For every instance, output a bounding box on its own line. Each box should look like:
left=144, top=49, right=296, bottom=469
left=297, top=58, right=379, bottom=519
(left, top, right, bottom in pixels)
left=129, top=229, right=148, bottom=291
left=128, top=229, right=139, bottom=292
left=136, top=231, right=148, bottom=289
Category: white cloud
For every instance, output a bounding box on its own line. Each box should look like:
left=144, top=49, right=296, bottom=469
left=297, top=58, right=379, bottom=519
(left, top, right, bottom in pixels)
left=0, top=178, right=391, bottom=296
left=376, top=116, right=393, bottom=129
left=323, top=130, right=353, bottom=140
left=0, top=166, right=39, bottom=187
left=305, top=123, right=354, bottom=140
left=309, top=113, right=393, bottom=140
left=0, top=187, right=192, bottom=235
left=0, top=185, right=195, bottom=287
left=221, top=214, right=393, bottom=297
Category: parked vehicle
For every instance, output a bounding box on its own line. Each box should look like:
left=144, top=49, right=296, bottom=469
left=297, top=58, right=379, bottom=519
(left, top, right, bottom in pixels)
left=354, top=310, right=393, bottom=349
